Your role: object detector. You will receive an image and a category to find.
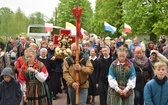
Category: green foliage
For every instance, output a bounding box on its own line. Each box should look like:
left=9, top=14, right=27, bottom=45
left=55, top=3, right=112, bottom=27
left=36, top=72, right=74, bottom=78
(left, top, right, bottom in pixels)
left=28, top=12, right=45, bottom=25
left=0, top=7, right=46, bottom=39
left=93, top=0, right=124, bottom=38
left=1, top=0, right=168, bottom=41
left=122, top=0, right=168, bottom=39
left=56, top=0, right=93, bottom=32
left=93, top=0, right=168, bottom=40
left=0, top=7, right=14, bottom=37
left=12, top=8, right=28, bottom=37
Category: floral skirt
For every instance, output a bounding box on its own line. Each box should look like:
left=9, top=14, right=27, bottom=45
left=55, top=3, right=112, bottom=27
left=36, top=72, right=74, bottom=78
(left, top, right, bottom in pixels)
left=107, top=87, right=134, bottom=105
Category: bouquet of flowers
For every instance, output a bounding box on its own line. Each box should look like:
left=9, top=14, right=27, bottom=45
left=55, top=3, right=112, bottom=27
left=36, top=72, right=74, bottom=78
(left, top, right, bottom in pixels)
left=55, top=34, right=72, bottom=59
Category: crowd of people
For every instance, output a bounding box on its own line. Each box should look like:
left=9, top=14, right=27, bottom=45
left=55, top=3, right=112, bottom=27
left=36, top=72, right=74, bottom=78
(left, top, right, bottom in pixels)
left=0, top=34, right=168, bottom=105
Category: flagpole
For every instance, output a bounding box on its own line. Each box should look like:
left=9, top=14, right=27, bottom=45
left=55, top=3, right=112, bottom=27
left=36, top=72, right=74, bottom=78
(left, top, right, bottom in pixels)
left=72, top=6, right=83, bottom=105
left=75, top=7, right=79, bottom=105
left=103, top=33, right=106, bottom=47
left=103, top=21, right=106, bottom=47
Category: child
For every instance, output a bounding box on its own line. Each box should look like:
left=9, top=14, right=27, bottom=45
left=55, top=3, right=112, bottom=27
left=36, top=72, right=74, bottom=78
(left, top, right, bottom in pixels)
left=0, top=67, right=22, bottom=105
left=144, top=61, right=168, bottom=105
left=18, top=48, right=52, bottom=105
left=107, top=46, right=136, bottom=105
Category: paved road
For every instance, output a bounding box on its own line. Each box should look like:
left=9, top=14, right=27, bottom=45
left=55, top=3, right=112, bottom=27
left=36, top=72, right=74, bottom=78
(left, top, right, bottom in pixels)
left=52, top=92, right=100, bottom=105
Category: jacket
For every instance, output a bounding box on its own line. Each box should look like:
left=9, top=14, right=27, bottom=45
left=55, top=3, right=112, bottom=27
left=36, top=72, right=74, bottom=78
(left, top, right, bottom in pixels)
left=0, top=67, right=22, bottom=105
left=0, top=80, right=22, bottom=105
left=63, top=53, right=93, bottom=89
left=144, top=78, right=168, bottom=105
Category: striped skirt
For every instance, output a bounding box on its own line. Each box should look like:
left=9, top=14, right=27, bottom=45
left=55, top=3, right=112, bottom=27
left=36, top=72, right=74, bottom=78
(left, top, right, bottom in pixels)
left=26, top=80, right=48, bottom=105
left=107, top=87, right=134, bottom=105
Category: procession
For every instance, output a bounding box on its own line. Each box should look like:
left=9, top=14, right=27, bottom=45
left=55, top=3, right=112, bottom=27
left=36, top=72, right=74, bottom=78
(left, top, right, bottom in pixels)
left=1, top=0, right=168, bottom=105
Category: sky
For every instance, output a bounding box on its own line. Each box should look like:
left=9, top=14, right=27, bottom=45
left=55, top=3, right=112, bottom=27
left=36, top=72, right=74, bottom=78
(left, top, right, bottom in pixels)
left=0, top=0, right=95, bottom=18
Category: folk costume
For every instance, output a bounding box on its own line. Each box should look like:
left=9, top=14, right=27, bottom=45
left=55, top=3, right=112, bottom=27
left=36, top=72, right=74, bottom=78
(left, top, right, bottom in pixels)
left=18, top=60, right=51, bottom=105
left=107, top=59, right=136, bottom=105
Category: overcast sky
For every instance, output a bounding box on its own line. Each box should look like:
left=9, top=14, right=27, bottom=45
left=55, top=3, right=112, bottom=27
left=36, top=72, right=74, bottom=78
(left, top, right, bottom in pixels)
left=0, top=0, right=95, bottom=18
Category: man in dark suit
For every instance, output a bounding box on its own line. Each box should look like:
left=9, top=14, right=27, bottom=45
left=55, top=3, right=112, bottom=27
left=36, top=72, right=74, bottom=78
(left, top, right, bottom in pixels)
left=17, top=36, right=29, bottom=57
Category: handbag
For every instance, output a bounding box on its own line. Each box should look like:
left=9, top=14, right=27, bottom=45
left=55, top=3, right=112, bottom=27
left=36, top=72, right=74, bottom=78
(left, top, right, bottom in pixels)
left=116, top=86, right=132, bottom=100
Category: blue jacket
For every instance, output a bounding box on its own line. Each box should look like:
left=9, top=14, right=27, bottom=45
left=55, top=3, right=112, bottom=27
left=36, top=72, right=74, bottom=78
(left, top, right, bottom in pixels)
left=144, top=79, right=168, bottom=105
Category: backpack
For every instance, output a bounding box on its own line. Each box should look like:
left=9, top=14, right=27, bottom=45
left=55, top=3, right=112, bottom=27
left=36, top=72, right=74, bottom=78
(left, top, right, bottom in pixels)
left=65, top=55, right=89, bottom=67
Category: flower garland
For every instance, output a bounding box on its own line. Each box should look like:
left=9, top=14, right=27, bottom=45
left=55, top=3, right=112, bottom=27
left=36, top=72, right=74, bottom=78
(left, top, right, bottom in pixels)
left=114, top=59, right=131, bottom=73
left=55, top=34, right=72, bottom=58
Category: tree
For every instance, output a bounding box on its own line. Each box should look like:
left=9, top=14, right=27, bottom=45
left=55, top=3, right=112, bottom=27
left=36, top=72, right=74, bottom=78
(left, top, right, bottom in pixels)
left=28, top=12, right=45, bottom=25
left=122, top=0, right=168, bottom=42
left=12, top=7, right=28, bottom=36
left=0, top=7, right=14, bottom=37
left=47, top=7, right=58, bottom=26
left=93, top=0, right=124, bottom=38
left=56, top=0, right=93, bottom=32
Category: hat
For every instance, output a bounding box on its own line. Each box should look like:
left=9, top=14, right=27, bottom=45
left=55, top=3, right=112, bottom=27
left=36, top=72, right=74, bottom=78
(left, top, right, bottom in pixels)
left=150, top=50, right=157, bottom=56
left=1, top=67, right=15, bottom=79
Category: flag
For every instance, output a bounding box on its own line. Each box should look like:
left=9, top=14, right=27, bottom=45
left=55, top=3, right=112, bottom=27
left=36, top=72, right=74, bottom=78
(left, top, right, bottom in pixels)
left=124, top=23, right=132, bottom=33
left=104, top=21, right=117, bottom=34
left=65, top=22, right=88, bottom=38
left=81, top=28, right=88, bottom=38
left=65, top=22, right=76, bottom=35
left=45, top=23, right=53, bottom=32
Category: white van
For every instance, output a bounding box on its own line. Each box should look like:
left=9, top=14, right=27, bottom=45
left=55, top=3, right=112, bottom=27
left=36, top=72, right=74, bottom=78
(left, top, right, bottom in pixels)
left=27, top=24, right=63, bottom=44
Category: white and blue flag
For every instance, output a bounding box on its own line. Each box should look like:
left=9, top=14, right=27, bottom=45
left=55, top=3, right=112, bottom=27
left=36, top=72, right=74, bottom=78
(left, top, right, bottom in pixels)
left=104, top=21, right=117, bottom=34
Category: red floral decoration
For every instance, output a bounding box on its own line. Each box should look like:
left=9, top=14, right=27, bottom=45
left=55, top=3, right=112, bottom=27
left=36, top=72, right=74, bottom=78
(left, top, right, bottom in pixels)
left=124, top=60, right=130, bottom=73
left=21, top=60, right=39, bottom=73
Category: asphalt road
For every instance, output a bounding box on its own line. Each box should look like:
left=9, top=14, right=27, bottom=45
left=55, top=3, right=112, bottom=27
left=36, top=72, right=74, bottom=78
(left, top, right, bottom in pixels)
left=52, top=92, right=100, bottom=105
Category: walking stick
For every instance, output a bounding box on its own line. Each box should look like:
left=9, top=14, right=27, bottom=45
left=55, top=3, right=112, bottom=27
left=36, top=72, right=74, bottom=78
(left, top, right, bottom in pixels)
left=72, top=6, right=83, bottom=105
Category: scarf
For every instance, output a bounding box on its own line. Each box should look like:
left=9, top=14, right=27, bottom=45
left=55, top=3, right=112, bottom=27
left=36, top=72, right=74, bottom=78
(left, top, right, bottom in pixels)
left=134, top=56, right=148, bottom=67
left=154, top=76, right=167, bottom=85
